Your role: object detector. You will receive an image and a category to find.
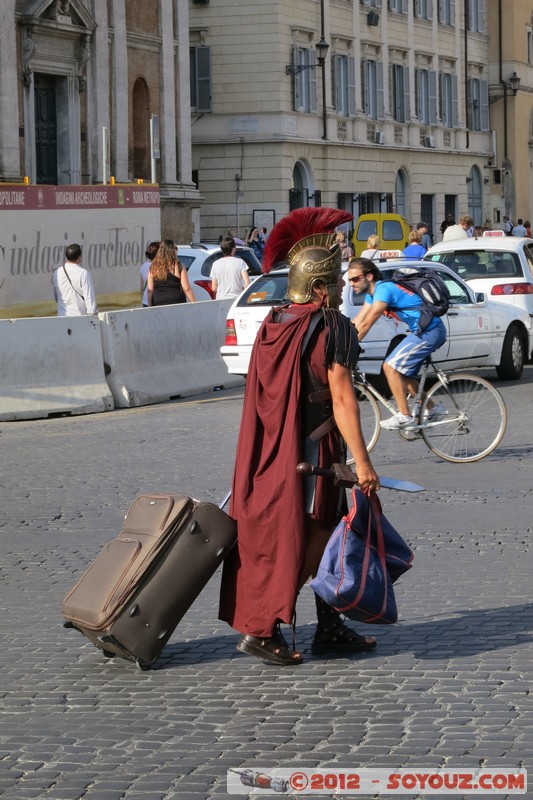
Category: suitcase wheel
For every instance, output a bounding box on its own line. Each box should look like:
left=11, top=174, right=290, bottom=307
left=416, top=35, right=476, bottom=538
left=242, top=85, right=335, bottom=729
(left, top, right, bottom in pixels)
left=136, top=658, right=152, bottom=671
left=102, top=650, right=116, bottom=659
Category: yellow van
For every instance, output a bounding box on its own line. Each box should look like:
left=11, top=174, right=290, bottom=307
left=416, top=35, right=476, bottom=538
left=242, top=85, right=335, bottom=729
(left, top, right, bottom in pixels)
left=352, top=213, right=411, bottom=257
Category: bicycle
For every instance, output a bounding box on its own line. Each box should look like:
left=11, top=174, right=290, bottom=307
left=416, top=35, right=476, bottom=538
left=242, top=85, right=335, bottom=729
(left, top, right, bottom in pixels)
left=350, top=360, right=507, bottom=463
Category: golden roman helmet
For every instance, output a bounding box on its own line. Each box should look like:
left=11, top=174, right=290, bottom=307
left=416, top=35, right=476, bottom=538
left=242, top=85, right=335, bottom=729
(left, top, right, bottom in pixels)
left=286, top=232, right=342, bottom=305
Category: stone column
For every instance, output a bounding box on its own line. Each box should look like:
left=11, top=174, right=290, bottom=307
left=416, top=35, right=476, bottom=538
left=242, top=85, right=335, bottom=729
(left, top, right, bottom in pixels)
left=175, top=0, right=193, bottom=185
left=111, top=0, right=129, bottom=181
left=0, top=1, right=21, bottom=180
left=159, top=0, right=177, bottom=184
left=88, top=1, right=110, bottom=183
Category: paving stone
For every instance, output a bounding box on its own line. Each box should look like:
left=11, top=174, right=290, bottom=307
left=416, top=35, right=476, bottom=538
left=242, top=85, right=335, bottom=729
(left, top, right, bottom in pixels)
left=1, top=380, right=532, bottom=797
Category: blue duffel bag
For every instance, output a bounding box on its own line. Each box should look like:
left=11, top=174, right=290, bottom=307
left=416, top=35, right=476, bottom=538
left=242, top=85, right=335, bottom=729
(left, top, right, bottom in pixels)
left=310, top=488, right=413, bottom=624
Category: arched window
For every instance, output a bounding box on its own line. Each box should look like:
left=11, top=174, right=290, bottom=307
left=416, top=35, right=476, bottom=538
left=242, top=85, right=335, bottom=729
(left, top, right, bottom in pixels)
left=132, top=78, right=150, bottom=180
left=290, top=160, right=316, bottom=209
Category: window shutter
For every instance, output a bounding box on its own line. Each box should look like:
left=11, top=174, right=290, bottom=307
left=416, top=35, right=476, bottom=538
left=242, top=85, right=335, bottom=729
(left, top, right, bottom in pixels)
left=196, top=47, right=211, bottom=112
left=331, top=54, right=337, bottom=111
left=438, top=0, right=445, bottom=22
left=427, top=0, right=433, bottom=19
left=348, top=56, right=356, bottom=117
left=402, top=66, right=410, bottom=122
left=361, top=60, right=368, bottom=115
left=292, top=45, right=300, bottom=111
left=415, top=0, right=421, bottom=16
left=451, top=73, right=458, bottom=127
left=401, top=0, right=408, bottom=12
left=376, top=61, right=385, bottom=120
left=429, top=70, right=437, bottom=124
left=480, top=79, right=489, bottom=131
left=467, top=77, right=474, bottom=129
left=477, top=0, right=484, bottom=32
left=450, top=0, right=455, bottom=25
left=310, top=48, right=318, bottom=114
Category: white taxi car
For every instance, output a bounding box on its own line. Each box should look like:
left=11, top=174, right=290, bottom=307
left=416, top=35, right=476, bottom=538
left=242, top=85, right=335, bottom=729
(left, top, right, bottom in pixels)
left=220, top=261, right=533, bottom=381
left=426, top=232, right=533, bottom=319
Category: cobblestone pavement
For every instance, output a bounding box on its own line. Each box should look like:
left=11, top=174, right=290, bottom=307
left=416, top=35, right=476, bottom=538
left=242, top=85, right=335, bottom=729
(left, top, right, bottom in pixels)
left=0, top=367, right=532, bottom=800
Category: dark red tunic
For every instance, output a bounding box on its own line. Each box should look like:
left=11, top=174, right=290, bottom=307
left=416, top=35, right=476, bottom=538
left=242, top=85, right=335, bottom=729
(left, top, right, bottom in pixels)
left=219, top=303, right=359, bottom=637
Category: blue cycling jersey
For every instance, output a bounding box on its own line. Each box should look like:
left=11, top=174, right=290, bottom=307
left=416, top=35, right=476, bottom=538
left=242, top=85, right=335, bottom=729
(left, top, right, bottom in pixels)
left=365, top=281, right=441, bottom=334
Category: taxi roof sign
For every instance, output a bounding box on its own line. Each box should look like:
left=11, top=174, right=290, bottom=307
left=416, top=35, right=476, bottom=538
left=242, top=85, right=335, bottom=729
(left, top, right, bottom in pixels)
left=375, top=249, right=403, bottom=258
left=483, top=230, right=506, bottom=237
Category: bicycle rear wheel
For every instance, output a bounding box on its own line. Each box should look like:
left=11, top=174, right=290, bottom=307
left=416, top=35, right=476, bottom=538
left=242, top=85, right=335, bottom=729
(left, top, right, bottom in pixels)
left=420, top=373, right=507, bottom=462
left=347, top=382, right=381, bottom=463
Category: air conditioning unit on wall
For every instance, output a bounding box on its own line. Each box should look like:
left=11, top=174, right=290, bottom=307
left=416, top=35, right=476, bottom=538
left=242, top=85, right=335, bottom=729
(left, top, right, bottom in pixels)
left=424, top=136, right=436, bottom=148
left=374, top=131, right=385, bottom=145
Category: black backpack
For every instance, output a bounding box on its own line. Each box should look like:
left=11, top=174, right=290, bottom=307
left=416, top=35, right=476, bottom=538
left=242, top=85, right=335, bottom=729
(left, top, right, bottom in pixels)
left=389, top=267, right=450, bottom=332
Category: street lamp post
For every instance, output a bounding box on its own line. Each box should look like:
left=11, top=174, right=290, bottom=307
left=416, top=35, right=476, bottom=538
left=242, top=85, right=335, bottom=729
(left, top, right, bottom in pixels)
left=316, top=37, right=329, bottom=140
left=489, top=72, right=520, bottom=162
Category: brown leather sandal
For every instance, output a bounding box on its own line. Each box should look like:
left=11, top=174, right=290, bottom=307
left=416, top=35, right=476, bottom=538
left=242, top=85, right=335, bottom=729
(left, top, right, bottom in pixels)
left=237, top=629, right=303, bottom=666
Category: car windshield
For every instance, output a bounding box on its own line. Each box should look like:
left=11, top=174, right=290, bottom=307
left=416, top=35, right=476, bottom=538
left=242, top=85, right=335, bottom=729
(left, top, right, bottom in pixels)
left=428, top=250, right=523, bottom=280
left=237, top=274, right=289, bottom=307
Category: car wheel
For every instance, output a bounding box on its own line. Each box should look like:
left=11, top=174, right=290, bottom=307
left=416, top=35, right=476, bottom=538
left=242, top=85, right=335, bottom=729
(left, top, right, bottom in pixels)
left=496, top=325, right=525, bottom=380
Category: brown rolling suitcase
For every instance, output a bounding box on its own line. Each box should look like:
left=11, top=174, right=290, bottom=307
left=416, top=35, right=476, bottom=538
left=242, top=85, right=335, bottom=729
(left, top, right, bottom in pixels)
left=61, top=492, right=236, bottom=669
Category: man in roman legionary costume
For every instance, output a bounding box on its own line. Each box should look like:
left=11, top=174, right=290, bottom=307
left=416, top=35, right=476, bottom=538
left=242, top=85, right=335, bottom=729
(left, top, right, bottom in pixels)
left=219, top=208, right=380, bottom=665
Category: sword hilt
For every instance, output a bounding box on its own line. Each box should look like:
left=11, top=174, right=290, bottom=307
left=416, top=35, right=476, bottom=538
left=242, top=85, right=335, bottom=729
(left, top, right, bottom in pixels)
left=296, top=462, right=358, bottom=487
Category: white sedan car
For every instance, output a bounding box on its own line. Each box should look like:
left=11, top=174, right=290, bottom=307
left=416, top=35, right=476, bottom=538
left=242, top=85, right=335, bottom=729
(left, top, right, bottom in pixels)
left=426, top=233, right=533, bottom=319
left=221, top=261, right=533, bottom=381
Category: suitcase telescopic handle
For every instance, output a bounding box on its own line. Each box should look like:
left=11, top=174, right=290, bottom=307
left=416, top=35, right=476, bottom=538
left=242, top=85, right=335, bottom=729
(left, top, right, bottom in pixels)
left=219, top=490, right=232, bottom=510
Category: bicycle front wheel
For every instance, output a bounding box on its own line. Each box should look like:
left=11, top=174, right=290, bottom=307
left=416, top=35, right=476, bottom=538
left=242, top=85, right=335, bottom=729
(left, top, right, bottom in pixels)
left=346, top=382, right=381, bottom=463
left=420, top=373, right=507, bottom=463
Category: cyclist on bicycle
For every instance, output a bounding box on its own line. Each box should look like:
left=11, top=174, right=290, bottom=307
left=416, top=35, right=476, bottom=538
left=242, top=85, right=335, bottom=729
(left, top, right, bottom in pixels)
left=348, top=257, right=447, bottom=430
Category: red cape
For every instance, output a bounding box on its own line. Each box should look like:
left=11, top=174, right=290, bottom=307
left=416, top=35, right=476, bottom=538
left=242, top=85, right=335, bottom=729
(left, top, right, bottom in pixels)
left=219, top=304, right=340, bottom=637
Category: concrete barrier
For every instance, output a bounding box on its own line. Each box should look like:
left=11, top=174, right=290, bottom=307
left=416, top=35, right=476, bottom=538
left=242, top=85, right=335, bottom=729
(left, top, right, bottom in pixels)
left=99, top=300, right=244, bottom=408
left=0, top=316, right=114, bottom=421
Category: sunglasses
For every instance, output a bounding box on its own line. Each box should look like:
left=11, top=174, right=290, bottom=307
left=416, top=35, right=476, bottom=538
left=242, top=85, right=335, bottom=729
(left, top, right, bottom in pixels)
left=349, top=274, right=367, bottom=284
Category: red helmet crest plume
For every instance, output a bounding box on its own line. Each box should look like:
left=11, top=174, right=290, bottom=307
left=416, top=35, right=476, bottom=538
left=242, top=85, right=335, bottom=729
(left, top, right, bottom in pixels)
left=262, top=208, right=353, bottom=273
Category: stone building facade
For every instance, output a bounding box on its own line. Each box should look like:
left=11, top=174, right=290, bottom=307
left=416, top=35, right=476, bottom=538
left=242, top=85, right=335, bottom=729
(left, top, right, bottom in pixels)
left=0, top=0, right=200, bottom=242
left=487, top=0, right=533, bottom=226
left=189, top=0, right=497, bottom=242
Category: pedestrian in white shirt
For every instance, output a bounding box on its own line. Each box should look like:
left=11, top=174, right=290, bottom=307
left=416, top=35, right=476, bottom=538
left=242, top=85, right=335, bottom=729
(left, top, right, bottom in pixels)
left=52, top=243, right=98, bottom=316
left=442, top=215, right=473, bottom=242
left=211, top=237, right=251, bottom=299
left=512, top=219, right=527, bottom=237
